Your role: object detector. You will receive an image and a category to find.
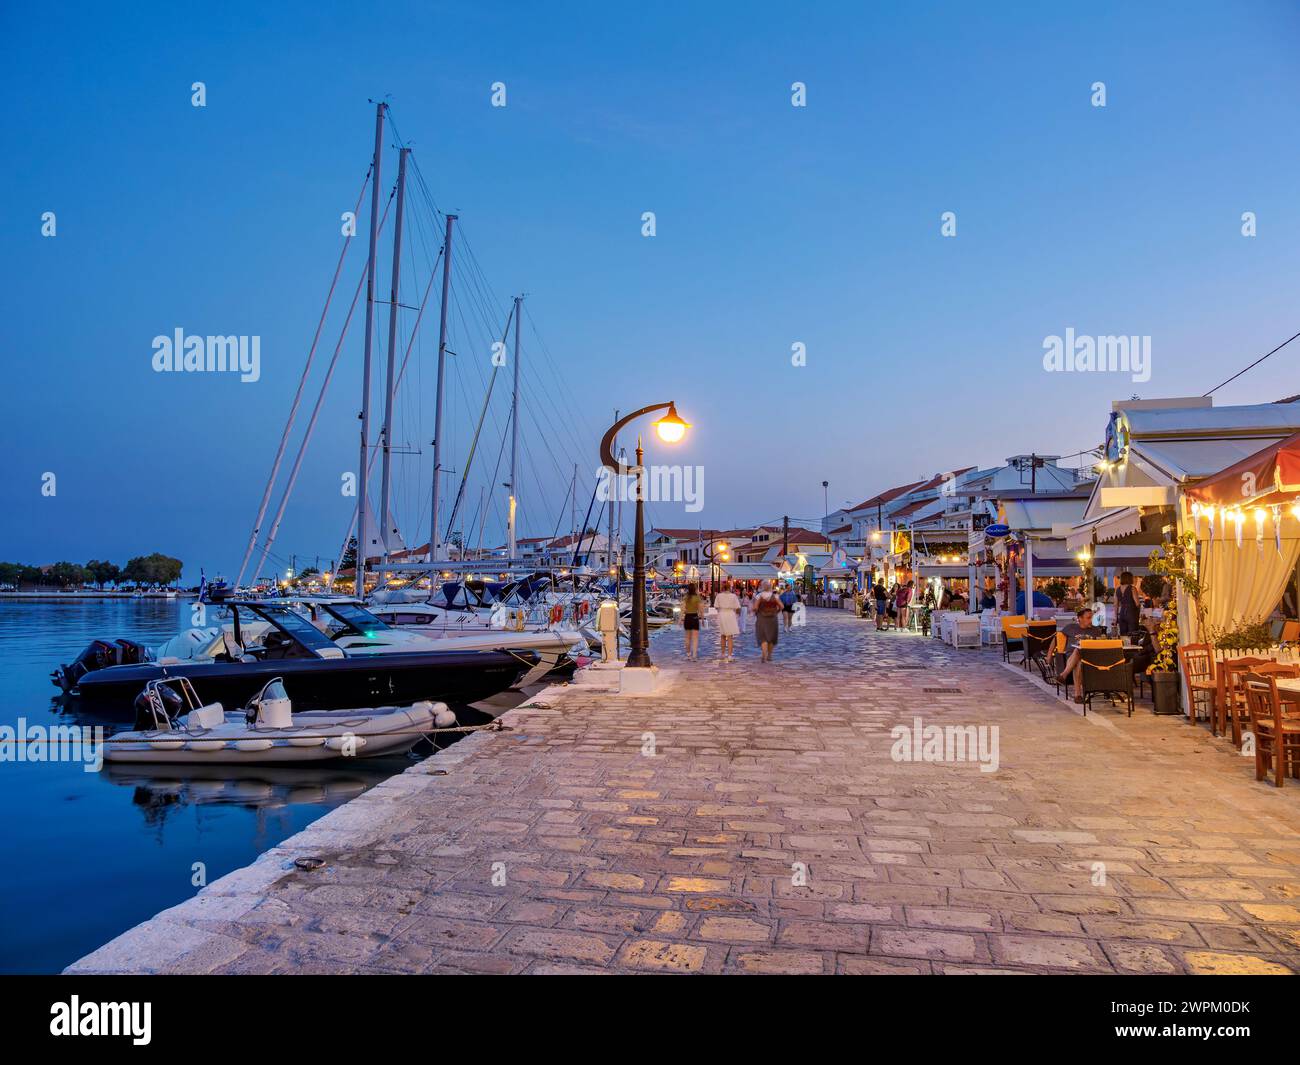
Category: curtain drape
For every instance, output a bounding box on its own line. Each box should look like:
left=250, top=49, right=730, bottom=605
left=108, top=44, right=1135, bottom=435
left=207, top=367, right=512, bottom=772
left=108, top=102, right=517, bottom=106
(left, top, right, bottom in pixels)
left=1198, top=535, right=1300, bottom=635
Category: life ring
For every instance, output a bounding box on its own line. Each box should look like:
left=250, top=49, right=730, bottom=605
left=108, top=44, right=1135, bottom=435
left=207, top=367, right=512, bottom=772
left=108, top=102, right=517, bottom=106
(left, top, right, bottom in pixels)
left=549, top=604, right=563, bottom=625
left=577, top=600, right=589, bottom=619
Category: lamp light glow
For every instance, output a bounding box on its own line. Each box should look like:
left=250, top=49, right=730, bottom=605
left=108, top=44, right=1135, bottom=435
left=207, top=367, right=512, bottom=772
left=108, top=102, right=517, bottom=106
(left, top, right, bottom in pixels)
left=652, top=403, right=690, bottom=444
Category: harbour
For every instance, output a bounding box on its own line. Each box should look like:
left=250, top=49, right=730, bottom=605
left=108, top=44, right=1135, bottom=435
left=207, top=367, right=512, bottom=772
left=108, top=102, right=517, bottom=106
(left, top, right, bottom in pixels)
left=7, top=0, right=1300, bottom=1036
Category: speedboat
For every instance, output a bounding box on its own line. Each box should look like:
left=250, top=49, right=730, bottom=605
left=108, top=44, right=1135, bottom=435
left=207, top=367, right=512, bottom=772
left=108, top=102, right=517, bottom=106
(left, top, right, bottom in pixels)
left=104, top=677, right=452, bottom=765
left=53, top=598, right=536, bottom=717
left=367, top=602, right=588, bottom=683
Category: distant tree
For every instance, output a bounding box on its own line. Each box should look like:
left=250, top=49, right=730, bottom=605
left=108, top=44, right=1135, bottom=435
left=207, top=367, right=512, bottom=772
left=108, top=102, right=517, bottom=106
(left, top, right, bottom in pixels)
left=18, top=565, right=42, bottom=587
left=49, top=561, right=89, bottom=589
left=340, top=537, right=358, bottom=570
left=123, top=553, right=183, bottom=587
left=85, top=559, right=122, bottom=589
left=0, top=562, right=21, bottom=589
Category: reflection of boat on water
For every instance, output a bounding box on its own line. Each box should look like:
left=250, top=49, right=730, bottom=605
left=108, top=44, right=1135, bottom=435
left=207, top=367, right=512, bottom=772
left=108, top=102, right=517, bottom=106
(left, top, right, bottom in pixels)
left=104, top=759, right=388, bottom=812
left=51, top=598, right=534, bottom=718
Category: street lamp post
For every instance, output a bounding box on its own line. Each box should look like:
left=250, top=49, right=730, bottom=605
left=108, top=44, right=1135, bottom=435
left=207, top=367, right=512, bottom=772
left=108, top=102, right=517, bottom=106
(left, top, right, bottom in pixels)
left=703, top=540, right=729, bottom=605
left=599, top=401, right=690, bottom=673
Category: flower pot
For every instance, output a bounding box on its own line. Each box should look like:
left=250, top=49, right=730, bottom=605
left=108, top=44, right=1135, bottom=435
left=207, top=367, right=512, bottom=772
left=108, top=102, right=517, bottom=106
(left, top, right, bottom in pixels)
left=1150, top=670, right=1180, bottom=715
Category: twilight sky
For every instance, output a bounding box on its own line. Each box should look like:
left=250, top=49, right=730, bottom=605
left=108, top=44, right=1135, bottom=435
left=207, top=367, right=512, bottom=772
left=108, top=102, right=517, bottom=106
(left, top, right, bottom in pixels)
left=3, top=0, right=1300, bottom=579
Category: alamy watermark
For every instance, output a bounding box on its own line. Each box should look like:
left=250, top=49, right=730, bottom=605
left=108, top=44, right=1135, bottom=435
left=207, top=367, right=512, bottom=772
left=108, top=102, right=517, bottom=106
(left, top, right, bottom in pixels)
left=0, top=718, right=104, bottom=772
left=596, top=465, right=704, bottom=513
left=1042, top=328, right=1150, bottom=383
left=152, top=329, right=261, bottom=383
left=890, top=716, right=999, bottom=772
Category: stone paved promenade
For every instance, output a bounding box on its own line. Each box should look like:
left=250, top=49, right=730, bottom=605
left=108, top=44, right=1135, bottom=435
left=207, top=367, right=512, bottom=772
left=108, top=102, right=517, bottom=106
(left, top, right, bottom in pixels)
left=71, top=609, right=1300, bottom=974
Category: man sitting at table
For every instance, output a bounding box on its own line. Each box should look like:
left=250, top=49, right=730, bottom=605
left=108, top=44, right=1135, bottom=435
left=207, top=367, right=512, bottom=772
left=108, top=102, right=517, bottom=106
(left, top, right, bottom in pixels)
left=1055, top=606, right=1108, bottom=703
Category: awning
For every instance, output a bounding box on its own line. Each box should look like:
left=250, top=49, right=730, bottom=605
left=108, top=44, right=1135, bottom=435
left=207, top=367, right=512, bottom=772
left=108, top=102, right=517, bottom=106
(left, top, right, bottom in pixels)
left=1066, top=507, right=1143, bottom=551
left=1183, top=428, right=1300, bottom=508
left=915, top=563, right=973, bottom=578
left=718, top=562, right=777, bottom=579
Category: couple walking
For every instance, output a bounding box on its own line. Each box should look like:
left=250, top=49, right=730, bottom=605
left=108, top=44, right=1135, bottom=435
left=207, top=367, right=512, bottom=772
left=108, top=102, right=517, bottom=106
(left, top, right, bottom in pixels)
left=681, top=580, right=786, bottom=663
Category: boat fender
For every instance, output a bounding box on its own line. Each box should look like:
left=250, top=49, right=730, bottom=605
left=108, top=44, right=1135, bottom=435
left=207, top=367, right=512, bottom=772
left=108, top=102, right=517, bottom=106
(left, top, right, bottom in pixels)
left=324, top=734, right=367, bottom=752
left=433, top=702, right=456, bottom=728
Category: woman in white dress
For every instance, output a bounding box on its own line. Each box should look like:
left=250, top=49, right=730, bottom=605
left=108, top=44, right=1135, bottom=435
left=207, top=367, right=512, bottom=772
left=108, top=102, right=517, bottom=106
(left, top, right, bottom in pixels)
left=714, top=582, right=742, bottom=661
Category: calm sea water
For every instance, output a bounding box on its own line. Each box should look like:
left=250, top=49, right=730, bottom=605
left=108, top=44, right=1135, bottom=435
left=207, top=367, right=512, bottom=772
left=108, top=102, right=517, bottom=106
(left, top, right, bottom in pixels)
left=0, top=600, right=413, bottom=973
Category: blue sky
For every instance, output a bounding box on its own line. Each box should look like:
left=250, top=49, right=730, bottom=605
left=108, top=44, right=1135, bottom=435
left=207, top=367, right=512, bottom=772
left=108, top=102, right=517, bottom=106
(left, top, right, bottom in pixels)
left=3, top=1, right=1299, bottom=578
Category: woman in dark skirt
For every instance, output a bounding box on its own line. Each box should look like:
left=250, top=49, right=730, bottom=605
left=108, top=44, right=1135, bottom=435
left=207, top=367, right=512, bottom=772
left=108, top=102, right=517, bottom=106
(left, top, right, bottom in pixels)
left=752, top=580, right=783, bottom=662
left=681, top=584, right=703, bottom=661
left=1115, top=571, right=1140, bottom=637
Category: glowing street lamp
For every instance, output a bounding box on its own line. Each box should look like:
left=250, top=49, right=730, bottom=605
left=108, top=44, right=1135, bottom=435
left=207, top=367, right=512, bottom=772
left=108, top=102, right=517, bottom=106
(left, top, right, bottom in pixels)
left=599, top=401, right=691, bottom=670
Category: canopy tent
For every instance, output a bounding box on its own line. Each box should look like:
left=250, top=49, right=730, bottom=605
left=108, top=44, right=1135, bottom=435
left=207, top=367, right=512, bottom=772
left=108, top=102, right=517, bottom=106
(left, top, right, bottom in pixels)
left=1183, top=429, right=1300, bottom=510
left=1177, top=430, right=1300, bottom=635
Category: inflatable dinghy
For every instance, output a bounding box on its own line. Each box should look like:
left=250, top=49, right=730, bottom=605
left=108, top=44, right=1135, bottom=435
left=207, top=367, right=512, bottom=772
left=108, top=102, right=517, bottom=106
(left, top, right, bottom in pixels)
left=104, top=677, right=456, bottom=765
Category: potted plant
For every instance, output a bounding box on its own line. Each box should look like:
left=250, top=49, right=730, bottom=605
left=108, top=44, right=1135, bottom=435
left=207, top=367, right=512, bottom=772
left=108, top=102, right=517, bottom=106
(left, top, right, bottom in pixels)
left=1044, top=579, right=1068, bottom=607
left=1147, top=610, right=1181, bottom=714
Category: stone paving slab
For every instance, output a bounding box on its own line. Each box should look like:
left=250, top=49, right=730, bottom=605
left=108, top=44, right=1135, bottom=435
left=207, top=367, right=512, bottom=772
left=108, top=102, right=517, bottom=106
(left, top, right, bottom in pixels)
left=69, top=609, right=1300, bottom=975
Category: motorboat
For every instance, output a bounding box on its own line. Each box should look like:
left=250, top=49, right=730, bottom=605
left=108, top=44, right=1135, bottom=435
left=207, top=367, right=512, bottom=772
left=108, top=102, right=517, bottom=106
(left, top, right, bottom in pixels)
left=367, top=602, right=588, bottom=683
left=52, top=598, right=536, bottom=717
left=104, top=677, right=453, bottom=764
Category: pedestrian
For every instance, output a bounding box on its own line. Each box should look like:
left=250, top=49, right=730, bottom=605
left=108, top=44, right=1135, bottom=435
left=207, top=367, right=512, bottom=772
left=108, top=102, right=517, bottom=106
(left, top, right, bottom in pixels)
left=681, top=583, right=702, bottom=660
left=714, top=581, right=741, bottom=661
left=753, top=580, right=783, bottom=662
left=895, top=580, right=913, bottom=630
left=738, top=585, right=751, bottom=633
left=779, top=582, right=798, bottom=630
left=873, top=581, right=889, bottom=630
left=1114, top=571, right=1140, bottom=637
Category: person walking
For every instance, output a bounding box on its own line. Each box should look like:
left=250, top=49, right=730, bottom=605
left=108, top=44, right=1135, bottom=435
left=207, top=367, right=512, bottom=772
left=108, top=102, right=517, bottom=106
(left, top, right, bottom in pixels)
left=737, top=585, right=751, bottom=634
left=753, top=580, right=783, bottom=662
left=779, top=582, right=798, bottom=630
left=681, top=583, right=703, bottom=661
left=714, top=581, right=741, bottom=662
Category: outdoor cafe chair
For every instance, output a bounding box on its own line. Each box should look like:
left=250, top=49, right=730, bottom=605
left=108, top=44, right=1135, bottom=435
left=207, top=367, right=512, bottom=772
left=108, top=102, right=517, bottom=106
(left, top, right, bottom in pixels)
left=1243, top=672, right=1300, bottom=788
left=1078, top=640, right=1133, bottom=717
left=1024, top=621, right=1058, bottom=680
left=1218, top=656, right=1269, bottom=746
left=1281, top=619, right=1300, bottom=645
left=1051, top=631, right=1073, bottom=699
left=1176, top=642, right=1216, bottom=725
left=1000, top=615, right=1027, bottom=664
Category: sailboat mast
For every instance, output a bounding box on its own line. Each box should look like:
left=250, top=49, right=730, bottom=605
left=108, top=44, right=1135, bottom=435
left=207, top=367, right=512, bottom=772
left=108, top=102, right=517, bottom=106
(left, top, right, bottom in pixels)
left=507, top=294, right=522, bottom=559
left=429, top=213, right=456, bottom=564
left=379, top=146, right=409, bottom=568
left=355, top=101, right=386, bottom=596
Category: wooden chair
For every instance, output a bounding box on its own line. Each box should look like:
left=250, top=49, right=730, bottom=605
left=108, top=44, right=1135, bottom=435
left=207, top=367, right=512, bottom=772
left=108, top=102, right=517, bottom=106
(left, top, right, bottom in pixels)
left=1219, top=656, right=1269, bottom=745
left=1177, top=643, right=1216, bottom=725
left=1243, top=672, right=1300, bottom=787
left=1000, top=615, right=1026, bottom=664
left=1078, top=640, right=1133, bottom=717
left=1281, top=620, right=1300, bottom=644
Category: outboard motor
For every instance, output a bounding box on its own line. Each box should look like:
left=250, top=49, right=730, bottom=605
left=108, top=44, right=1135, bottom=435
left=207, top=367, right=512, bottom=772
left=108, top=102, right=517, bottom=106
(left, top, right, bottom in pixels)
left=132, top=682, right=183, bottom=730
left=52, top=639, right=121, bottom=692
left=115, top=639, right=153, bottom=666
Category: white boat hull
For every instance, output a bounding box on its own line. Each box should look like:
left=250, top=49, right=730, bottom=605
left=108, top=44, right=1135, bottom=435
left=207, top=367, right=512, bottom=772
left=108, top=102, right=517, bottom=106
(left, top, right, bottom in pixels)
left=104, top=703, right=438, bottom=765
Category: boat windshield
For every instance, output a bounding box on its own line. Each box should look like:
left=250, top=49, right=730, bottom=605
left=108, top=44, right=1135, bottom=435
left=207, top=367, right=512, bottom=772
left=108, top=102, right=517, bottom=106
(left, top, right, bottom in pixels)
left=320, top=602, right=391, bottom=638
left=244, top=605, right=336, bottom=655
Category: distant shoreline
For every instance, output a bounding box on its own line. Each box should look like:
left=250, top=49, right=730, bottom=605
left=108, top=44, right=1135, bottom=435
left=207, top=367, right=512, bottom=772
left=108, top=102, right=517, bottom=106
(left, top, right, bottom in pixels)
left=0, top=591, right=195, bottom=601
